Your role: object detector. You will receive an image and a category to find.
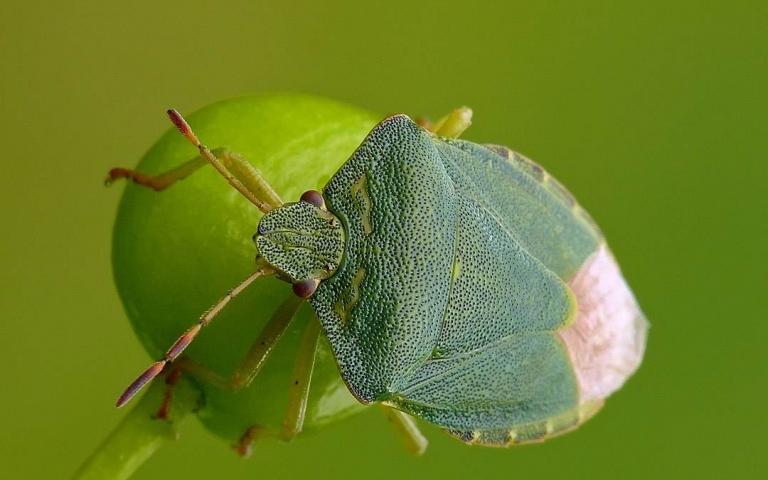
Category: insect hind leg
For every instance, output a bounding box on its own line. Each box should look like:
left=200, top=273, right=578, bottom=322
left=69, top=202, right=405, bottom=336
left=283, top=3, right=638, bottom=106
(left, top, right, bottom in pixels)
left=381, top=405, right=429, bottom=455
left=428, top=107, right=473, bottom=138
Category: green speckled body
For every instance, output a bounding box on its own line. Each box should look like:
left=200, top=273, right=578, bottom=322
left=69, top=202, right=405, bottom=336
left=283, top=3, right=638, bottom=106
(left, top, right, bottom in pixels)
left=307, top=115, right=604, bottom=443
left=256, top=201, right=345, bottom=282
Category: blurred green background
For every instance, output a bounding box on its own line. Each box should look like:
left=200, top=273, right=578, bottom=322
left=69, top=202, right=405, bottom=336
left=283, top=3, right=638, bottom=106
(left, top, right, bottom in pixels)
left=1, top=1, right=766, bottom=478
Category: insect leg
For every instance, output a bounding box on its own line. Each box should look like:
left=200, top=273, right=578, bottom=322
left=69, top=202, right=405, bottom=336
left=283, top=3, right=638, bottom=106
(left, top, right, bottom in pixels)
left=175, top=295, right=304, bottom=392
left=429, top=106, right=473, bottom=139
left=280, top=316, right=321, bottom=441
left=380, top=405, right=429, bottom=455
left=115, top=265, right=274, bottom=407
left=234, top=425, right=263, bottom=457
left=154, top=367, right=183, bottom=420
left=107, top=109, right=283, bottom=213
left=106, top=156, right=207, bottom=191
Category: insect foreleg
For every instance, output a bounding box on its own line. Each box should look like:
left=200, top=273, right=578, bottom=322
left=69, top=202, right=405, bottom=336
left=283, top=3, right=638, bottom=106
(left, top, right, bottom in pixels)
left=200, top=147, right=283, bottom=213
left=176, top=294, right=304, bottom=392
left=107, top=109, right=283, bottom=213
left=116, top=265, right=274, bottom=407
left=380, top=405, right=429, bottom=455
left=153, top=367, right=183, bottom=420
left=106, top=156, right=207, bottom=191
left=280, top=316, right=321, bottom=441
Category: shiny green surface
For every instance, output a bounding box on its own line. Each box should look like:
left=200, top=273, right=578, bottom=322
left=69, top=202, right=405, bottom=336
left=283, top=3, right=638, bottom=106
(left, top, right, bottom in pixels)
left=112, top=95, right=376, bottom=441
left=1, top=1, right=766, bottom=479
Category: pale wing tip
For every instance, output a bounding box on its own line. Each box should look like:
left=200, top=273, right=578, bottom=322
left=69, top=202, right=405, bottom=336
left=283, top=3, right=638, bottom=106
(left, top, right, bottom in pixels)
left=560, top=244, right=648, bottom=404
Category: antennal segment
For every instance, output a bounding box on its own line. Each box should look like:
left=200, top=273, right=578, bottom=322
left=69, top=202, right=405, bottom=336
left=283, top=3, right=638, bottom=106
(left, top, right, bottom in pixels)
left=165, top=109, right=281, bottom=212
left=116, top=266, right=273, bottom=408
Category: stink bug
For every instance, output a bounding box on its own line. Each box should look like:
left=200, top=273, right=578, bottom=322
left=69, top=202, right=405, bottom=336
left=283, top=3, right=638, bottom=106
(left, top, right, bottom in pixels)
left=109, top=105, right=647, bottom=451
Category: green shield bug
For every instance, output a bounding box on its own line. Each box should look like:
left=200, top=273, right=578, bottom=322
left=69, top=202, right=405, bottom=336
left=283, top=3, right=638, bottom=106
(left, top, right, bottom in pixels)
left=110, top=103, right=647, bottom=452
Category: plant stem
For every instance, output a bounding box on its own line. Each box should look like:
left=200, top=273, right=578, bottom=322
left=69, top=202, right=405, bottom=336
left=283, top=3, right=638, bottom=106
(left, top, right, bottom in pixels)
left=73, top=375, right=201, bottom=480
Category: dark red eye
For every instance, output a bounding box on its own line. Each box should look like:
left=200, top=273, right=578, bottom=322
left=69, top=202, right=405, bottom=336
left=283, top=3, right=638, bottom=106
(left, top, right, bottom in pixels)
left=292, top=279, right=318, bottom=298
left=300, top=190, right=325, bottom=208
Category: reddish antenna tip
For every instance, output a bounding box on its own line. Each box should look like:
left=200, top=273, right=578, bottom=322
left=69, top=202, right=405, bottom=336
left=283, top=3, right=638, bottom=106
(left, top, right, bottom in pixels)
left=166, top=324, right=201, bottom=361
left=116, top=360, right=166, bottom=408
left=166, top=109, right=200, bottom=147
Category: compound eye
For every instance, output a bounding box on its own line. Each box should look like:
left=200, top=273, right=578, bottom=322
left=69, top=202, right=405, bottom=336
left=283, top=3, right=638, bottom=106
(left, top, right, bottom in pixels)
left=292, top=279, right=319, bottom=298
left=300, top=190, right=325, bottom=208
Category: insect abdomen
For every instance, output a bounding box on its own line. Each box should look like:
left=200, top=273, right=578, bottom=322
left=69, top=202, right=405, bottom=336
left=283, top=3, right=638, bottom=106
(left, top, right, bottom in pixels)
left=488, top=145, right=603, bottom=239
left=446, top=399, right=603, bottom=447
left=440, top=140, right=601, bottom=280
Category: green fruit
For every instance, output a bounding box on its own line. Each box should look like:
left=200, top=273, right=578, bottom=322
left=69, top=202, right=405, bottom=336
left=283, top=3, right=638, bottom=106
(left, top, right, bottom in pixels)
left=112, top=94, right=379, bottom=443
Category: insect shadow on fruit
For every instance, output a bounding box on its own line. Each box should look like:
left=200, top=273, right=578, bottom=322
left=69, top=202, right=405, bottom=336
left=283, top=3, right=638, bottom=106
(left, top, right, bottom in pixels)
left=107, top=104, right=647, bottom=455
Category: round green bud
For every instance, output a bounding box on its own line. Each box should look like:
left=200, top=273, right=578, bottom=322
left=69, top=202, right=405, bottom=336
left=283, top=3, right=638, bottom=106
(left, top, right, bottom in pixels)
left=112, top=94, right=379, bottom=444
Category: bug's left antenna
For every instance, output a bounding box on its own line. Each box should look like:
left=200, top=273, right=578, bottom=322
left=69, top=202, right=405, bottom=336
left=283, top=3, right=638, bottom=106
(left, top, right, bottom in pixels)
left=166, top=108, right=202, bottom=145
left=165, top=109, right=278, bottom=211
left=116, top=265, right=274, bottom=408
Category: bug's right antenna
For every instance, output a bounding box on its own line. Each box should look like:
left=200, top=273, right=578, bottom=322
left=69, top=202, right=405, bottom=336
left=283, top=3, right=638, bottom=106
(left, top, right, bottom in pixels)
left=116, top=265, right=274, bottom=408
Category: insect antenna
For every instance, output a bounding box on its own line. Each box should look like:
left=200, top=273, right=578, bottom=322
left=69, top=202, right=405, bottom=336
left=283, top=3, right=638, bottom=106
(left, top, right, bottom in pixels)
left=116, top=266, right=274, bottom=408
left=166, top=109, right=271, bottom=210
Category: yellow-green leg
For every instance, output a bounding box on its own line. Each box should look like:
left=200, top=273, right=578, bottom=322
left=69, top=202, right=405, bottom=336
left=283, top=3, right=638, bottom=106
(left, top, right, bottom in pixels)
left=107, top=147, right=282, bottom=213
left=178, top=303, right=322, bottom=452
left=380, top=405, right=429, bottom=455
left=176, top=295, right=304, bottom=391
left=429, top=106, right=473, bottom=139
left=280, top=316, right=321, bottom=441
left=116, top=266, right=276, bottom=408
left=106, top=156, right=207, bottom=191
left=107, top=109, right=283, bottom=213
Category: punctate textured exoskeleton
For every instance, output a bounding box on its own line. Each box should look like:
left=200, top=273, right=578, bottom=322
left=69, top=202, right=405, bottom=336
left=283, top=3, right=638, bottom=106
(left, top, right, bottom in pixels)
left=110, top=96, right=647, bottom=453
